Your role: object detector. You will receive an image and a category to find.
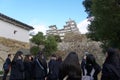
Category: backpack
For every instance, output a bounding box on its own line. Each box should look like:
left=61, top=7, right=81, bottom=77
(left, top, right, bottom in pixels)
left=82, top=67, right=95, bottom=80
left=3, top=62, right=10, bottom=70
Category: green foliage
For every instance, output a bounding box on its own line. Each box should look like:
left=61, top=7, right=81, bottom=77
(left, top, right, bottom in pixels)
left=44, top=35, right=57, bottom=56
left=83, top=0, right=120, bottom=50
left=83, top=0, right=92, bottom=17
left=30, top=32, right=45, bottom=46
left=30, top=32, right=58, bottom=56
left=30, top=46, right=40, bottom=55
left=54, top=35, right=62, bottom=42
left=0, top=70, right=3, bottom=75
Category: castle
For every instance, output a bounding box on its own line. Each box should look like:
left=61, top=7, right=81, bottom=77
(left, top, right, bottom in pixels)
left=46, top=19, right=80, bottom=39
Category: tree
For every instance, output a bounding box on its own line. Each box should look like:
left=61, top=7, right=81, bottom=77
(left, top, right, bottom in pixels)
left=30, top=32, right=45, bottom=46
left=44, top=35, right=57, bottom=56
left=83, top=0, right=120, bottom=50
left=54, top=35, right=62, bottom=42
left=30, top=32, right=58, bottom=56
left=83, top=0, right=92, bottom=17
left=30, top=46, right=40, bottom=55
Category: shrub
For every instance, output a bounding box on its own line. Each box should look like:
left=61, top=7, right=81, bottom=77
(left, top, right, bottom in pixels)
left=0, top=70, right=3, bottom=75
left=30, top=46, right=40, bottom=55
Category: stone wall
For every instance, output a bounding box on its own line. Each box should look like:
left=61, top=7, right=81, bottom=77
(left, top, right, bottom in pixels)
left=58, top=36, right=105, bottom=65
left=0, top=37, right=30, bottom=70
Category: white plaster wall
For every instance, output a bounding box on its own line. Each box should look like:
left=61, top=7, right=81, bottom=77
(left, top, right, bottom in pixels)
left=0, top=20, right=30, bottom=42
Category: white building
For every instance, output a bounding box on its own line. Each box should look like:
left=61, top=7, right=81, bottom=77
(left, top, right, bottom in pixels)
left=46, top=19, right=80, bottom=40
left=0, top=13, right=34, bottom=42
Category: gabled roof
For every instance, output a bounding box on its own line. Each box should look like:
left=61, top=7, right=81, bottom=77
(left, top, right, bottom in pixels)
left=0, top=13, right=34, bottom=30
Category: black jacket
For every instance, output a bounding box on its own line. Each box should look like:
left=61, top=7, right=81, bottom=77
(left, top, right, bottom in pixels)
left=101, top=63, right=120, bottom=80
left=9, top=59, right=24, bottom=80
left=24, top=61, right=32, bottom=80
left=47, top=59, right=61, bottom=80
left=32, top=58, right=47, bottom=80
left=5, top=57, right=11, bottom=66
left=3, top=57, right=11, bottom=70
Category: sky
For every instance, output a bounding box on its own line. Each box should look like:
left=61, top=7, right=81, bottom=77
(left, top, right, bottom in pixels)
left=0, top=0, right=90, bottom=34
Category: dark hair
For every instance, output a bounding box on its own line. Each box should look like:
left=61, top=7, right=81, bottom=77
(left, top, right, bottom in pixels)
left=36, top=51, right=43, bottom=58
left=105, top=48, right=120, bottom=66
left=86, top=54, right=96, bottom=66
left=63, top=52, right=80, bottom=65
left=51, top=54, right=56, bottom=57
left=8, top=54, right=11, bottom=57
left=60, top=52, right=81, bottom=80
left=57, top=56, right=62, bottom=62
left=12, top=51, right=23, bottom=62
left=24, top=55, right=31, bottom=62
left=104, top=48, right=120, bottom=75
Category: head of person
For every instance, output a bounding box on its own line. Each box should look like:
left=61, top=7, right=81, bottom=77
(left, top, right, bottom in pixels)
left=8, top=54, right=12, bottom=58
left=105, top=47, right=120, bottom=65
left=36, top=51, right=45, bottom=61
left=24, top=55, right=32, bottom=62
left=36, top=51, right=47, bottom=69
left=82, top=52, right=89, bottom=60
left=57, top=56, right=62, bottom=62
left=60, top=52, right=81, bottom=79
left=13, top=51, right=23, bottom=62
left=64, top=52, right=80, bottom=65
left=51, top=54, right=57, bottom=60
left=86, top=53, right=96, bottom=66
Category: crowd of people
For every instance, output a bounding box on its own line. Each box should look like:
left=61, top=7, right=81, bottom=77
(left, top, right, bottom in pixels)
left=2, top=47, right=120, bottom=80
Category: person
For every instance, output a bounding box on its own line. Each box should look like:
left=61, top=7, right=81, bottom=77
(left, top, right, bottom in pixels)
left=2, top=54, right=12, bottom=80
left=32, top=51, right=47, bottom=80
left=101, top=48, right=120, bottom=80
left=24, top=55, right=33, bottom=80
left=81, top=53, right=101, bottom=80
left=81, top=54, right=87, bottom=76
left=47, top=54, right=61, bottom=80
left=56, top=56, right=63, bottom=72
left=56, top=56, right=62, bottom=79
left=9, top=51, right=24, bottom=80
left=59, top=52, right=81, bottom=80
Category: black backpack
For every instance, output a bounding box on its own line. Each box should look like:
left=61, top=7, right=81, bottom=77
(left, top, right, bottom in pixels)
left=3, top=62, right=9, bottom=70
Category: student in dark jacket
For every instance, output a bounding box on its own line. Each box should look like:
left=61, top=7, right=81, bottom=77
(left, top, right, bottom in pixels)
left=81, top=53, right=101, bottom=80
left=2, top=54, right=12, bottom=80
left=47, top=54, right=61, bottom=80
left=32, top=51, right=47, bottom=80
left=9, top=51, right=24, bottom=80
left=59, top=52, right=81, bottom=80
left=24, top=55, right=33, bottom=80
left=81, top=54, right=87, bottom=76
left=101, top=48, right=120, bottom=80
left=56, top=56, right=62, bottom=79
